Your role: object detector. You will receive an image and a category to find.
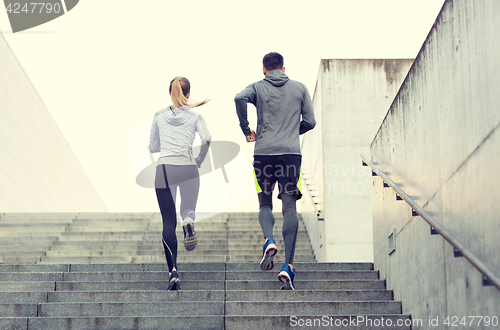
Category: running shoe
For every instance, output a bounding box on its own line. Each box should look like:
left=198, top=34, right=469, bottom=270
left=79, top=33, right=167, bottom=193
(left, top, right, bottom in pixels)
left=167, top=269, right=181, bottom=290
left=278, top=264, right=295, bottom=290
left=183, top=217, right=197, bottom=251
left=260, top=236, right=277, bottom=271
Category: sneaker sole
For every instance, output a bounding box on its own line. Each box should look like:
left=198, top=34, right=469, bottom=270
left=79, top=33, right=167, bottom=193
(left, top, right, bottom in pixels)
left=278, top=271, right=295, bottom=290
left=183, top=223, right=197, bottom=251
left=168, top=277, right=180, bottom=290
left=260, top=243, right=277, bottom=271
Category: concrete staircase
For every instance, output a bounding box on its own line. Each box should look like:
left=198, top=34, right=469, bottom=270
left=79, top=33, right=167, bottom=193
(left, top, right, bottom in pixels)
left=0, top=213, right=412, bottom=329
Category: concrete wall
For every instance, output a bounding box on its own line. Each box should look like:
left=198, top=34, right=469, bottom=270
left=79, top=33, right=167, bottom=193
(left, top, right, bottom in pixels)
left=301, top=59, right=412, bottom=262
left=300, top=75, right=325, bottom=262
left=0, top=32, right=106, bottom=212
left=370, top=1, right=500, bottom=328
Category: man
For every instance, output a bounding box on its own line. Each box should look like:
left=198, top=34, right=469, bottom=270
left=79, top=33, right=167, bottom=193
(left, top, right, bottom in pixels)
left=234, top=52, right=316, bottom=290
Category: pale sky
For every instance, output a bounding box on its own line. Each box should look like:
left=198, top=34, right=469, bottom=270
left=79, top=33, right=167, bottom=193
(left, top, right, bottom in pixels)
left=0, top=0, right=444, bottom=212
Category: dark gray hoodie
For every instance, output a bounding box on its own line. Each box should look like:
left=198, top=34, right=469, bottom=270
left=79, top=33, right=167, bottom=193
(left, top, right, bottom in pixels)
left=235, top=69, right=316, bottom=155
left=149, top=106, right=211, bottom=166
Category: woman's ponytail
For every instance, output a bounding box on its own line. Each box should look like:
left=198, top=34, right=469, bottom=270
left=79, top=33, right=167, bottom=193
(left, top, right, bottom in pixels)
left=169, top=77, right=209, bottom=109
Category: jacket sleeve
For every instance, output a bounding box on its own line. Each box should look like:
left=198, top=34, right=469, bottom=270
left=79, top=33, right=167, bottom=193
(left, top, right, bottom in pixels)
left=195, top=115, right=212, bottom=166
left=149, top=115, right=161, bottom=153
left=299, top=84, right=316, bottom=135
left=234, top=84, right=256, bottom=136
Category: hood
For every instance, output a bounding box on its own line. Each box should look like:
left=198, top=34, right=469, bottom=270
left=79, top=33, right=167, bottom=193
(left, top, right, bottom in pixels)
left=263, top=69, right=289, bottom=87
left=161, top=106, right=194, bottom=126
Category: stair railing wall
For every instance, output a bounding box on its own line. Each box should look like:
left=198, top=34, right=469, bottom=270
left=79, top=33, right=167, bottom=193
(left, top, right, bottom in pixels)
left=368, top=0, right=500, bottom=325
left=361, top=154, right=500, bottom=291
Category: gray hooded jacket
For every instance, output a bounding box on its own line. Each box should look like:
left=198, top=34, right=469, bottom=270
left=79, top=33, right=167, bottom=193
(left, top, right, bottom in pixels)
left=235, top=69, right=316, bottom=155
left=149, top=106, right=211, bottom=166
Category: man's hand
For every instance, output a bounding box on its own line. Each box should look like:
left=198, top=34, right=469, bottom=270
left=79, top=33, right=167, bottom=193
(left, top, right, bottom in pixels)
left=246, top=131, right=256, bottom=142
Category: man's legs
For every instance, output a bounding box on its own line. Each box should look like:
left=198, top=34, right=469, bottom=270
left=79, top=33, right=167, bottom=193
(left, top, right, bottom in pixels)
left=258, top=191, right=275, bottom=239
left=258, top=190, right=279, bottom=271
left=281, top=192, right=299, bottom=269
left=254, top=156, right=279, bottom=271
left=275, top=155, right=301, bottom=290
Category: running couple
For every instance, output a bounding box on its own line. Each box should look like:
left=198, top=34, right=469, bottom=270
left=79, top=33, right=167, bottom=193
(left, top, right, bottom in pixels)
left=150, top=52, right=316, bottom=291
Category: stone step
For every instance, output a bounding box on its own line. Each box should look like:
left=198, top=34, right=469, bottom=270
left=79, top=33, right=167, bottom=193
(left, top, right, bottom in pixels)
left=63, top=271, right=224, bottom=282
left=0, top=270, right=375, bottom=283
left=38, top=254, right=316, bottom=264
left=0, top=279, right=382, bottom=293
left=0, top=264, right=70, bottom=272
left=225, top=289, right=393, bottom=302
left=56, top=281, right=225, bottom=291
left=54, top=233, right=311, bottom=241
left=36, top=301, right=224, bottom=317
left=226, top=255, right=316, bottom=262
left=0, top=231, right=64, bottom=237
left=226, top=270, right=378, bottom=280
left=43, top=243, right=312, bottom=251
left=0, top=256, right=43, bottom=264
left=0, top=292, right=48, bottom=304
left=49, top=238, right=309, bottom=247
left=224, top=300, right=402, bottom=315
left=63, top=226, right=150, bottom=233
left=0, top=213, right=76, bottom=219
left=43, top=250, right=228, bottom=257
left=0, top=237, right=57, bottom=243
left=227, top=233, right=310, bottom=239
left=225, top=249, right=314, bottom=256
left=0, top=223, right=70, bottom=228
left=66, top=222, right=229, bottom=229
left=224, top=315, right=412, bottom=330
left=42, top=249, right=314, bottom=258
left=2, top=315, right=411, bottom=330
left=69, top=262, right=225, bottom=272
left=0, top=212, right=410, bottom=330
left=0, top=246, right=52, bottom=252
left=0, top=281, right=56, bottom=292
left=37, top=256, right=225, bottom=264
left=0, top=289, right=393, bottom=306
left=26, top=316, right=225, bottom=330
left=74, top=213, right=156, bottom=219
left=0, top=251, right=47, bottom=257
left=0, top=262, right=371, bottom=273
left=0, top=300, right=402, bottom=319
left=45, top=290, right=224, bottom=303
left=225, top=280, right=386, bottom=291
left=227, top=262, right=373, bottom=271
left=0, top=303, right=37, bottom=317
left=46, top=244, right=227, bottom=251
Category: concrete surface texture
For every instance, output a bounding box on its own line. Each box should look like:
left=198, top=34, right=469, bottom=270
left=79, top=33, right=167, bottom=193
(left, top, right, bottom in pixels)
left=300, top=58, right=412, bottom=262
left=0, top=32, right=106, bottom=212
left=0, top=212, right=315, bottom=264
left=370, top=0, right=500, bottom=328
left=0, top=212, right=413, bottom=329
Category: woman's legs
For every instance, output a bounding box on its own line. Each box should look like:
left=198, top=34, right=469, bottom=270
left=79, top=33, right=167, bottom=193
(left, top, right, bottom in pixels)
left=162, top=164, right=200, bottom=251
left=155, top=165, right=178, bottom=272
left=178, top=169, right=200, bottom=221
left=177, top=166, right=200, bottom=251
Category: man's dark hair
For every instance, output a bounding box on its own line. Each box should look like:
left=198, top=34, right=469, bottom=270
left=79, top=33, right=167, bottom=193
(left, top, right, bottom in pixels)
left=263, top=52, right=284, bottom=71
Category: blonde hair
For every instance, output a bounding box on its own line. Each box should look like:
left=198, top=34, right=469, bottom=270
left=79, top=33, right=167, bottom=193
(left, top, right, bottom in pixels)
left=169, top=77, right=209, bottom=109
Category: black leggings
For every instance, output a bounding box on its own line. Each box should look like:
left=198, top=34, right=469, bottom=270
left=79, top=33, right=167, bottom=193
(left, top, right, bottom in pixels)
left=155, top=164, right=200, bottom=271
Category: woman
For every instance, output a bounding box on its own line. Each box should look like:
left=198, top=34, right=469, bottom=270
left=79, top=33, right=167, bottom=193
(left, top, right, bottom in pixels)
left=149, top=76, right=211, bottom=290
